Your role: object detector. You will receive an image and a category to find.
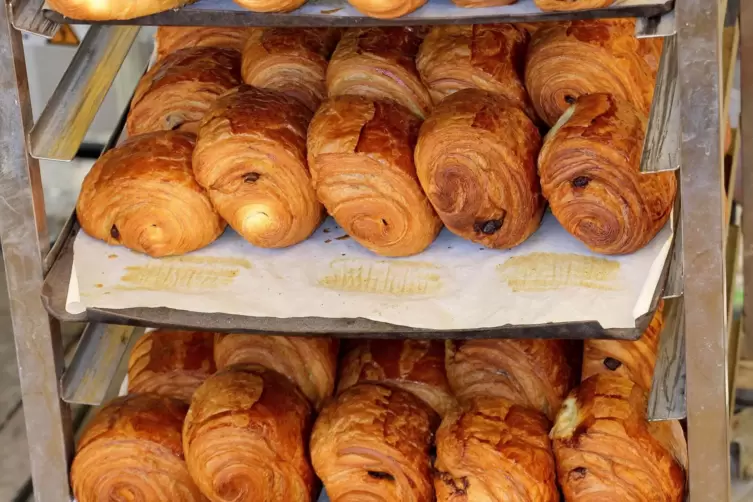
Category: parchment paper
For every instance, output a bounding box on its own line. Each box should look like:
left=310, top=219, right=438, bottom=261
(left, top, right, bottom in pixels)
left=67, top=213, right=672, bottom=330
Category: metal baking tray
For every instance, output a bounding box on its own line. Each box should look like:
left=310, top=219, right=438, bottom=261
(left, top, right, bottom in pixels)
left=45, top=0, right=674, bottom=27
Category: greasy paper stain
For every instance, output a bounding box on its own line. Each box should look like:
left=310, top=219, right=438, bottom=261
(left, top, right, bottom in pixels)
left=319, top=259, right=443, bottom=296
left=497, top=253, right=620, bottom=292
left=158, top=255, right=252, bottom=269
left=118, top=261, right=241, bottom=292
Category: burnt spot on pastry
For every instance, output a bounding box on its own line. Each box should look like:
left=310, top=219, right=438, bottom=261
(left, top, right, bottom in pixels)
left=603, top=357, right=622, bottom=371
left=381, top=218, right=388, bottom=226
left=572, top=176, right=590, bottom=188
left=243, top=172, right=261, bottom=183
left=564, top=95, right=577, bottom=105
left=367, top=471, right=395, bottom=481
left=474, top=215, right=505, bottom=235
left=110, top=225, right=120, bottom=240
left=571, top=467, right=588, bottom=480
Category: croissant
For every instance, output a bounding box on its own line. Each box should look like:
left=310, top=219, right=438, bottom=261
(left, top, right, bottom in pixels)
left=307, top=96, right=442, bottom=256
left=538, top=93, right=677, bottom=255
left=156, top=27, right=253, bottom=61
left=551, top=374, right=685, bottom=502
left=416, top=24, right=536, bottom=120
left=214, top=333, right=338, bottom=410
left=347, top=0, right=425, bottom=19
left=445, top=338, right=577, bottom=420
left=242, top=28, right=341, bottom=111
left=233, top=0, right=305, bottom=12
left=71, top=394, right=204, bottom=502
left=582, top=300, right=664, bottom=390
left=76, top=131, right=225, bottom=257
left=415, top=88, right=544, bottom=249
left=193, top=85, right=322, bottom=248
left=525, top=19, right=662, bottom=126
left=128, top=329, right=216, bottom=403
left=311, top=383, right=438, bottom=502
left=534, top=0, right=613, bottom=11
left=327, top=27, right=432, bottom=118
left=434, top=395, right=559, bottom=502
left=183, top=365, right=314, bottom=502
left=47, top=0, right=190, bottom=20
left=127, top=47, right=241, bottom=136
left=337, top=339, right=455, bottom=417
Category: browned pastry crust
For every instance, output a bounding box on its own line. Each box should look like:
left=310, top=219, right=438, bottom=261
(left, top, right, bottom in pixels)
left=337, top=339, right=455, bottom=417
left=525, top=19, right=662, bottom=126
left=47, top=0, right=192, bottom=20
left=582, top=300, right=664, bottom=390
left=242, top=28, right=342, bottom=111
left=538, top=93, right=676, bottom=255
left=308, top=96, right=442, bottom=256
left=534, top=0, right=613, bottom=11
left=327, top=27, right=432, bottom=118
left=347, top=0, right=425, bottom=19
left=445, top=338, right=577, bottom=420
left=128, top=329, right=217, bottom=403
left=415, top=88, right=544, bottom=249
left=434, top=395, right=559, bottom=502
left=233, top=0, right=306, bottom=13
left=193, top=85, right=322, bottom=248
left=311, top=383, right=439, bottom=502
left=76, top=131, right=225, bottom=257
left=213, top=333, right=338, bottom=410
left=156, top=27, right=253, bottom=61
left=417, top=24, right=536, bottom=120
left=71, top=394, right=204, bottom=502
left=127, top=47, right=241, bottom=136
left=183, top=365, right=314, bottom=502
left=551, top=374, right=686, bottom=502
left=450, top=0, right=514, bottom=8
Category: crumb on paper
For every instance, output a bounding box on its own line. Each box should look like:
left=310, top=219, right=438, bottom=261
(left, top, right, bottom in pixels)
left=335, top=235, right=350, bottom=241
left=325, top=239, right=332, bottom=243
left=320, top=7, right=343, bottom=13
left=497, top=252, right=620, bottom=292
left=108, top=254, right=118, bottom=259
left=94, top=283, right=103, bottom=288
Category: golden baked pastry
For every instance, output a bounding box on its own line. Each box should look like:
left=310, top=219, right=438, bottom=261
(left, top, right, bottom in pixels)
left=184, top=365, right=314, bottom=502
left=538, top=93, right=677, bottom=255
left=415, top=88, right=544, bottom=249
left=311, top=383, right=438, bottom=502
left=534, top=0, right=613, bottom=11
left=193, top=85, right=322, bottom=248
left=347, top=0, right=425, bottom=19
left=308, top=96, right=442, bottom=256
left=551, top=374, right=685, bottom=502
left=582, top=300, right=664, bottom=390
left=434, top=395, right=558, bottom=502
left=128, top=329, right=216, bottom=403
left=242, top=28, right=341, bottom=111
left=445, top=338, right=577, bottom=420
left=338, top=339, right=455, bottom=417
left=127, top=47, right=241, bottom=136
left=156, top=27, right=253, bottom=61
left=327, top=27, right=432, bottom=118
left=76, top=131, right=225, bottom=257
left=417, top=24, right=535, bottom=120
left=214, top=333, right=338, bottom=410
left=47, top=0, right=191, bottom=20
left=71, top=394, right=203, bottom=502
left=233, top=0, right=305, bottom=12
left=525, top=19, right=662, bottom=126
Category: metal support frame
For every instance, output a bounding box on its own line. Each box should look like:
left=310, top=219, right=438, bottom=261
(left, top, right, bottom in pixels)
left=0, top=1, right=72, bottom=501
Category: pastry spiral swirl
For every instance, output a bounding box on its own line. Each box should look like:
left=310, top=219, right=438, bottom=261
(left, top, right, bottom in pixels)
left=417, top=24, right=535, bottom=120
left=525, top=19, right=662, bottom=126
left=311, top=383, right=438, bottom=502
left=156, top=27, right=253, bottom=61
left=76, top=131, right=225, bottom=257
left=128, top=329, right=217, bottom=403
left=534, top=0, right=613, bottom=11
left=551, top=374, right=685, bottom=502
left=214, top=333, right=338, bottom=410
left=445, top=338, right=577, bottom=420
left=71, top=394, right=204, bottom=502
left=47, top=0, right=191, bottom=20
left=434, top=395, right=559, bottom=502
left=242, top=28, right=341, bottom=112
left=538, top=93, right=677, bottom=255
left=127, top=47, right=241, bottom=136
left=415, top=88, right=544, bottom=249
left=327, top=27, right=432, bottom=118
left=194, top=85, right=322, bottom=248
left=338, top=339, right=455, bottom=417
left=183, top=365, right=314, bottom=502
left=308, top=96, right=441, bottom=256
left=347, top=0, right=425, bottom=19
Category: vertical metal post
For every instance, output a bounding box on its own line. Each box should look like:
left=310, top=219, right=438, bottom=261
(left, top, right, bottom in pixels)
left=0, top=2, right=72, bottom=501
left=677, top=0, right=730, bottom=500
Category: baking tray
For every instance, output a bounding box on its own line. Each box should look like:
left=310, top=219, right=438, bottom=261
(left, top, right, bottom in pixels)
left=44, top=0, right=674, bottom=28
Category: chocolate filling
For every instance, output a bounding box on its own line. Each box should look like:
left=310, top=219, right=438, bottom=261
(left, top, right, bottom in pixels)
left=367, top=471, right=395, bottom=481
left=603, top=357, right=622, bottom=371
left=572, top=176, right=590, bottom=188
left=110, top=225, right=120, bottom=240
left=243, top=172, right=261, bottom=183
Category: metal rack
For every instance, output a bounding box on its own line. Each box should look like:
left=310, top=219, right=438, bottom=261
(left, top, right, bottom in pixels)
left=0, top=0, right=733, bottom=500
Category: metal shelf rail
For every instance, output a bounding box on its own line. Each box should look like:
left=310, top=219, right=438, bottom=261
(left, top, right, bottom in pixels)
left=0, top=0, right=732, bottom=500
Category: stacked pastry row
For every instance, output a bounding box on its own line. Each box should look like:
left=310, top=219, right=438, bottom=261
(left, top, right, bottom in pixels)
left=76, top=22, right=674, bottom=261
left=48, top=0, right=630, bottom=21
left=71, top=326, right=686, bottom=501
